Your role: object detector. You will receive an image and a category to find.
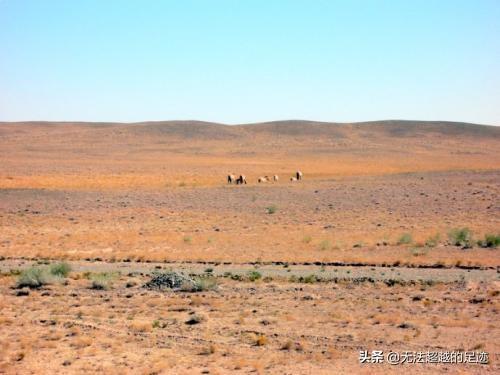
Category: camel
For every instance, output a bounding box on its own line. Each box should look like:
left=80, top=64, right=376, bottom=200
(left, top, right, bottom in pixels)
left=227, top=174, right=236, bottom=184
left=273, top=175, right=279, bottom=182
left=290, top=177, right=297, bottom=182
left=258, top=176, right=268, bottom=183
left=296, top=170, right=303, bottom=180
left=236, top=175, right=247, bottom=185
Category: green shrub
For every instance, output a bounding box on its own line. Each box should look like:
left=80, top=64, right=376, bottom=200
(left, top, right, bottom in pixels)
left=425, top=233, right=440, bottom=248
left=49, top=262, right=72, bottom=277
left=397, top=233, right=413, bottom=245
left=266, top=205, right=277, bottom=214
left=477, top=234, right=500, bottom=248
left=411, top=248, right=428, bottom=257
left=318, top=239, right=332, bottom=251
left=16, top=266, right=58, bottom=289
left=89, top=272, right=115, bottom=290
left=301, top=274, right=320, bottom=283
left=181, top=276, right=218, bottom=292
left=448, top=228, right=473, bottom=248
left=247, top=270, right=262, bottom=282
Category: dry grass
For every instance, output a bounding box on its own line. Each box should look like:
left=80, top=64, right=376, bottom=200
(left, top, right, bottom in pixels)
left=0, top=272, right=498, bottom=373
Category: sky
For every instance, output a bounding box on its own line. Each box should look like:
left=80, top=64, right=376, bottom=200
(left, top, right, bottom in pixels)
left=1, top=0, right=499, bottom=125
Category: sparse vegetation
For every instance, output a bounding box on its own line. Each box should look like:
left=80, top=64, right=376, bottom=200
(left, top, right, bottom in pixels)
left=181, top=276, right=218, bottom=292
left=477, top=234, right=500, bottom=248
left=16, top=262, right=72, bottom=289
left=425, top=233, right=440, bottom=247
left=302, top=235, right=312, bottom=244
left=266, top=205, right=277, bottom=214
left=247, top=270, right=262, bottom=282
left=183, top=236, right=192, bottom=244
left=411, top=248, right=428, bottom=257
left=16, top=266, right=58, bottom=289
left=448, top=227, right=473, bottom=248
left=49, top=262, right=72, bottom=277
left=89, top=272, right=116, bottom=290
left=398, top=233, right=413, bottom=245
left=301, top=274, right=320, bottom=283
left=318, top=239, right=332, bottom=251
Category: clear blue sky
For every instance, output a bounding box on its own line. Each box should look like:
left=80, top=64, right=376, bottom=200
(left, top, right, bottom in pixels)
left=1, top=0, right=499, bottom=125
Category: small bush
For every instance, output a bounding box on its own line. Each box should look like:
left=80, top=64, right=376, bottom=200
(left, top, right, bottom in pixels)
left=318, top=240, right=332, bottom=251
left=266, top=205, right=277, bottom=214
left=397, top=233, right=413, bottom=245
left=425, top=233, right=440, bottom=248
left=247, top=270, right=262, bottom=282
left=89, top=272, right=115, bottom=290
left=477, top=234, right=500, bottom=248
left=183, top=236, right=192, bottom=244
left=181, top=276, right=218, bottom=292
left=16, top=267, right=57, bottom=289
left=411, top=248, right=428, bottom=257
left=448, top=228, right=473, bottom=248
left=302, top=235, right=312, bottom=244
left=49, top=262, right=72, bottom=277
left=301, top=274, right=320, bottom=283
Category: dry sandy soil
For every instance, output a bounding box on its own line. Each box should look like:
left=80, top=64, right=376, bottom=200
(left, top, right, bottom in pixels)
left=0, top=120, right=499, bottom=373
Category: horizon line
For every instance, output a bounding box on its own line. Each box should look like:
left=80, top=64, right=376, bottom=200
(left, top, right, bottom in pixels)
left=0, top=118, right=498, bottom=127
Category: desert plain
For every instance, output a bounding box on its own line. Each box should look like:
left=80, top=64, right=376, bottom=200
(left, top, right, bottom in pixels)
left=0, top=120, right=499, bottom=374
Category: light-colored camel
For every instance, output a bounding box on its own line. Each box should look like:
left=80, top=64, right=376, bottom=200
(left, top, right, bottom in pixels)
left=227, top=174, right=236, bottom=184
left=296, top=170, right=303, bottom=180
left=273, top=175, right=279, bottom=182
left=290, top=177, right=297, bottom=182
left=258, top=176, right=268, bottom=183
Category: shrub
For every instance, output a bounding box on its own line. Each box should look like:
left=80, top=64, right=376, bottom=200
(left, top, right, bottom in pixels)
left=301, top=274, right=320, bottom=283
left=448, top=228, right=473, bottom=248
left=266, top=205, right=277, bottom=214
left=425, top=233, right=440, bottom=248
left=181, top=276, right=218, bottom=292
left=247, top=270, right=262, bottom=282
left=302, top=235, right=312, bottom=244
left=89, top=272, right=115, bottom=290
left=16, top=266, right=57, bottom=289
left=49, top=262, right=72, bottom=277
left=411, top=248, right=428, bottom=257
left=477, top=234, right=500, bottom=248
left=318, top=240, right=332, bottom=251
left=397, top=233, right=413, bottom=245
left=183, top=236, right=192, bottom=244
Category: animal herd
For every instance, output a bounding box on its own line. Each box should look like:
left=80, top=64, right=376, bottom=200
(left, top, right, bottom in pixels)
left=227, top=171, right=303, bottom=185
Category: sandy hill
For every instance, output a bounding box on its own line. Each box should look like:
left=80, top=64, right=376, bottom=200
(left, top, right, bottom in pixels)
left=0, top=120, right=499, bottom=189
left=1, top=119, right=499, bottom=140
